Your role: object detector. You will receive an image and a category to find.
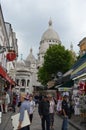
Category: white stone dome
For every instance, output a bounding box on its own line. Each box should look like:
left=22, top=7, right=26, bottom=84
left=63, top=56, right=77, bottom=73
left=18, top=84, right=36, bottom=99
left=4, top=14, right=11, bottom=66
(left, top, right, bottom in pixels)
left=41, top=20, right=60, bottom=42
left=16, top=60, right=25, bottom=68
left=16, top=60, right=30, bottom=72
left=26, top=48, right=36, bottom=64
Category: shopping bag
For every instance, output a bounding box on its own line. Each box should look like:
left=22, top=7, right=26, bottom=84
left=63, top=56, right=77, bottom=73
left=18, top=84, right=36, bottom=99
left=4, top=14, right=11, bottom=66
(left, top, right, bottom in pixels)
left=11, top=110, right=30, bottom=130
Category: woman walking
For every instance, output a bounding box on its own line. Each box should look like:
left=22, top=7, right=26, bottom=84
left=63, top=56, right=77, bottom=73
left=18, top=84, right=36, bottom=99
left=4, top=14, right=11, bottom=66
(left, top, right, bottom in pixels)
left=29, top=95, right=35, bottom=123
left=48, top=94, right=55, bottom=129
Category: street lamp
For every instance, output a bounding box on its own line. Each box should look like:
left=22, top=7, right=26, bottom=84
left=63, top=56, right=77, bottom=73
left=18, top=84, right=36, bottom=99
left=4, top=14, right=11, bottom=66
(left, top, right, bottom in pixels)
left=51, top=72, right=63, bottom=85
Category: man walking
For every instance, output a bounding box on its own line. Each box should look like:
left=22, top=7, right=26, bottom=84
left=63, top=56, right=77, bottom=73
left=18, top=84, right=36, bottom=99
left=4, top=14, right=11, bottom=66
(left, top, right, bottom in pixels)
left=17, top=95, right=30, bottom=130
left=61, top=95, right=69, bottom=130
left=38, top=95, right=50, bottom=130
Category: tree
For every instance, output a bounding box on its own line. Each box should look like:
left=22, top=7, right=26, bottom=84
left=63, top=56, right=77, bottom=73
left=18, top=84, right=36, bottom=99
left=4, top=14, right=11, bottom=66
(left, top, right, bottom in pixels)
left=38, top=44, right=76, bottom=85
left=38, top=66, right=50, bottom=85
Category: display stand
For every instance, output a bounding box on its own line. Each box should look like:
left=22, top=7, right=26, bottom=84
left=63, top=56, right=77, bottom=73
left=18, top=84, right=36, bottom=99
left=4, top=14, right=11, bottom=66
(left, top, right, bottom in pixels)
left=79, top=94, right=86, bottom=125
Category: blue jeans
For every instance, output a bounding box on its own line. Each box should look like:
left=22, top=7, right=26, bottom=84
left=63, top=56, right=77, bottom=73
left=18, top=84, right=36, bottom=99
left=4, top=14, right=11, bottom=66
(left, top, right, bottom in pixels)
left=21, top=125, right=30, bottom=130
left=62, top=117, right=68, bottom=130
left=41, top=114, right=50, bottom=130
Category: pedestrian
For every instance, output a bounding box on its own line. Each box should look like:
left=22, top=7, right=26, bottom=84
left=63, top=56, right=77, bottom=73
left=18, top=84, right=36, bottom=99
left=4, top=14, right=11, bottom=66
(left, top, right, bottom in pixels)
left=48, top=94, right=55, bottom=129
left=26, top=92, right=29, bottom=99
left=0, top=99, right=2, bottom=124
left=56, top=95, right=62, bottom=115
left=17, top=94, right=30, bottom=130
left=74, top=97, right=80, bottom=116
left=2, top=92, right=10, bottom=113
left=34, top=93, right=39, bottom=106
left=12, top=93, right=17, bottom=112
left=29, top=95, right=35, bottom=123
left=38, top=95, right=50, bottom=130
left=61, top=95, right=69, bottom=130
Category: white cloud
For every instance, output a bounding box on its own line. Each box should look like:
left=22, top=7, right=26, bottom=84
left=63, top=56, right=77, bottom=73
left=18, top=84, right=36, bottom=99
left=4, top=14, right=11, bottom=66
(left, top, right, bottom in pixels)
left=1, top=0, right=86, bottom=59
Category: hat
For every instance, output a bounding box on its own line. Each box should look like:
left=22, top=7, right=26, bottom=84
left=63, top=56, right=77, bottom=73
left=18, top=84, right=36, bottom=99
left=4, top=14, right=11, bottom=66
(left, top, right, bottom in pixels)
left=47, top=94, right=52, bottom=98
left=23, top=95, right=29, bottom=100
left=63, top=95, right=67, bottom=98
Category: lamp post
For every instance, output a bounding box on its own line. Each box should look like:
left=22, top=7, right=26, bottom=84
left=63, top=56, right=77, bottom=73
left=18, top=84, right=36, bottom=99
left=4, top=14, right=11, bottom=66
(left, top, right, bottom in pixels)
left=52, top=72, right=63, bottom=84
left=57, top=72, right=63, bottom=84
left=47, top=72, right=63, bottom=89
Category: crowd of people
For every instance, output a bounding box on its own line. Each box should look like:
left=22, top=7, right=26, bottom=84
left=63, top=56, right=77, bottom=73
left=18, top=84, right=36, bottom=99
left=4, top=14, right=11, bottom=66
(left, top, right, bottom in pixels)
left=0, top=89, right=84, bottom=130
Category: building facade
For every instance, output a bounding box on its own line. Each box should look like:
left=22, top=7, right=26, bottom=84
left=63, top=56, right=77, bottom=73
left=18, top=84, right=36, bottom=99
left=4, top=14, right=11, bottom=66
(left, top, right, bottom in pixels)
left=0, top=5, right=18, bottom=95
left=78, top=37, right=86, bottom=56
left=37, top=19, right=61, bottom=67
left=15, top=19, right=62, bottom=94
left=15, top=49, right=37, bottom=94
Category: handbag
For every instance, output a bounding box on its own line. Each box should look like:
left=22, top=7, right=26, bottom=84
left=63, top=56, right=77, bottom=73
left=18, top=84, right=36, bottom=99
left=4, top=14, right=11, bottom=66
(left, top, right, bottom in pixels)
left=11, top=110, right=30, bottom=130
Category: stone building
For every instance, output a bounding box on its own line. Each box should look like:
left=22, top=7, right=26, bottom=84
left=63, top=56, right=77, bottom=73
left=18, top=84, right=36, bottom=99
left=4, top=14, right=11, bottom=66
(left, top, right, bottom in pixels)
left=78, top=37, right=86, bottom=56
left=15, top=19, right=62, bottom=93
left=15, top=48, right=37, bottom=94
left=37, top=19, right=61, bottom=67
left=0, top=5, right=18, bottom=95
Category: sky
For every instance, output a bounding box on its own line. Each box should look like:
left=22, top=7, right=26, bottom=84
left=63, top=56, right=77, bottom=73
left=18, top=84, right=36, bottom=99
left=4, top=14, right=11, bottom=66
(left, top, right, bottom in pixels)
left=1, top=0, right=86, bottom=60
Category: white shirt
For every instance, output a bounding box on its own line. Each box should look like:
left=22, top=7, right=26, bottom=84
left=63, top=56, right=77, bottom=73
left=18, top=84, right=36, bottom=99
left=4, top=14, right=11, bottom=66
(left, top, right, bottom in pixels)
left=49, top=100, right=55, bottom=113
left=6, top=93, right=10, bottom=104
left=29, top=100, right=35, bottom=114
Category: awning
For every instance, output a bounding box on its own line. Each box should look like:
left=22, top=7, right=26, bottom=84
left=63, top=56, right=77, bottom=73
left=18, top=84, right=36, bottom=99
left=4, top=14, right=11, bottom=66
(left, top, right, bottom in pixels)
left=0, top=65, right=15, bottom=85
left=57, top=80, right=74, bottom=88
left=71, top=67, right=86, bottom=79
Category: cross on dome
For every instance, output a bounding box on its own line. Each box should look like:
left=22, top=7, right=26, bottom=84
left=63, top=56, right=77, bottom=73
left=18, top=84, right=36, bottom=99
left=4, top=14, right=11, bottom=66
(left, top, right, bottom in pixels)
left=30, top=48, right=32, bottom=53
left=49, top=18, right=52, bottom=26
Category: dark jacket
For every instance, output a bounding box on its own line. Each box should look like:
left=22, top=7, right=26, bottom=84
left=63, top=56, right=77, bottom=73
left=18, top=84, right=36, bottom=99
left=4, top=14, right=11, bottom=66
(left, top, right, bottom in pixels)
left=38, top=100, right=50, bottom=116
left=62, top=100, right=69, bottom=117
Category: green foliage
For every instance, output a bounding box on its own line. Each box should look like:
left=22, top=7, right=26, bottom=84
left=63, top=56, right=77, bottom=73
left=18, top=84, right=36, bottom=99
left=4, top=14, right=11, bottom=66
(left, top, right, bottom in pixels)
left=38, top=44, right=76, bottom=85
left=37, top=66, right=50, bottom=85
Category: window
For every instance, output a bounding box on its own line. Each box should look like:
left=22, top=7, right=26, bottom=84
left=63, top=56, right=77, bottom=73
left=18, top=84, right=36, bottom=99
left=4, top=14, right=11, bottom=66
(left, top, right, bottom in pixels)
left=20, top=88, right=25, bottom=92
left=21, top=79, right=26, bottom=86
left=27, top=80, right=30, bottom=86
left=16, top=79, right=19, bottom=85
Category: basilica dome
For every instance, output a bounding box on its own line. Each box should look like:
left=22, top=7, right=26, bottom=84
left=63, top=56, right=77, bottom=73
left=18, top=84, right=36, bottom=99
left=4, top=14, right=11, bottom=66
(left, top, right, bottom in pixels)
left=41, top=19, right=60, bottom=42
left=26, top=48, right=36, bottom=64
left=16, top=60, right=25, bottom=68
left=16, top=60, right=30, bottom=72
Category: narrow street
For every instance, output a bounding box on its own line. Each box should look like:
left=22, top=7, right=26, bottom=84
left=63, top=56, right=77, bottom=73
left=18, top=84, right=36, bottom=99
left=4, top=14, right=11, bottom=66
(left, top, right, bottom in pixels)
left=0, top=107, right=77, bottom=130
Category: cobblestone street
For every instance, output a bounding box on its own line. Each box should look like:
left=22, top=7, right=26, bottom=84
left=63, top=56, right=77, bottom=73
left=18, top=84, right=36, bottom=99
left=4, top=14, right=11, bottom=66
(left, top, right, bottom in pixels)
left=0, top=107, right=79, bottom=130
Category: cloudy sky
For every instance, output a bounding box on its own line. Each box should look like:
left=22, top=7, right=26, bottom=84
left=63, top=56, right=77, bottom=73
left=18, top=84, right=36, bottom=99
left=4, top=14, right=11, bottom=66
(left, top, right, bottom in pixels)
left=1, top=0, right=86, bottom=60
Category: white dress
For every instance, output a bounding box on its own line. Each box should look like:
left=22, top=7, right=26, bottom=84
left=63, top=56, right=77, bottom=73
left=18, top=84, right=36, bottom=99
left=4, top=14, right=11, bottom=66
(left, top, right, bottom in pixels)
left=29, top=100, right=35, bottom=114
left=56, top=100, right=62, bottom=112
left=74, top=99, right=80, bottom=115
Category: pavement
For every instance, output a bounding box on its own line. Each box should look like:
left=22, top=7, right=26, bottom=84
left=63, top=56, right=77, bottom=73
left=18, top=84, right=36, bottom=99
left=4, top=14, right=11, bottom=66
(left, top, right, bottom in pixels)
left=0, top=107, right=86, bottom=130
left=69, top=115, right=86, bottom=130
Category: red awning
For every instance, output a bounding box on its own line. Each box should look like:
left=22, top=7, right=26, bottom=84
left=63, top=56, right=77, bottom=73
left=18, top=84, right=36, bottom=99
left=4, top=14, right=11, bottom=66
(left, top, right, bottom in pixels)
left=0, top=65, right=15, bottom=85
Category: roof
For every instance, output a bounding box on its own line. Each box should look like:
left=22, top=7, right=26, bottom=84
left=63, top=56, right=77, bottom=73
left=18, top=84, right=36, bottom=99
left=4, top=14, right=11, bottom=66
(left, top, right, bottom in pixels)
left=72, top=54, right=86, bottom=70
left=41, top=19, right=60, bottom=42
left=71, top=53, right=86, bottom=79
left=26, top=48, right=36, bottom=64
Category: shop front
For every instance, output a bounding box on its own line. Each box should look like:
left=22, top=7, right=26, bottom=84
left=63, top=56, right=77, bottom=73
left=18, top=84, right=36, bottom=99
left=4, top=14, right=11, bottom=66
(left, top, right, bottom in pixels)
left=0, top=65, right=15, bottom=96
left=71, top=54, right=86, bottom=121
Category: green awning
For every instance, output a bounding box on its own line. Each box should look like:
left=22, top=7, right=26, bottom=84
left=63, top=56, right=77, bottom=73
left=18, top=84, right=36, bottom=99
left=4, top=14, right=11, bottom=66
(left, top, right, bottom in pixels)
left=59, top=80, right=74, bottom=88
